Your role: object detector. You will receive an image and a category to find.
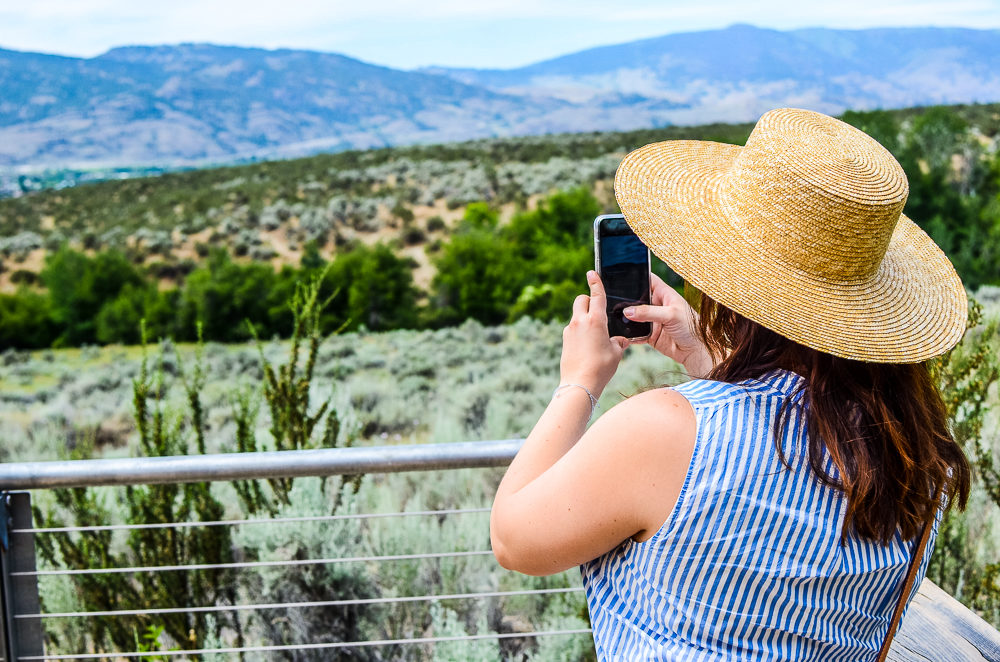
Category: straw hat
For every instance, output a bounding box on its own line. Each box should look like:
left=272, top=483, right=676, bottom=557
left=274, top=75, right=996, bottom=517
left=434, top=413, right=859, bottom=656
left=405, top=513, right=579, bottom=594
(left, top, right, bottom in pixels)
left=615, top=107, right=967, bottom=363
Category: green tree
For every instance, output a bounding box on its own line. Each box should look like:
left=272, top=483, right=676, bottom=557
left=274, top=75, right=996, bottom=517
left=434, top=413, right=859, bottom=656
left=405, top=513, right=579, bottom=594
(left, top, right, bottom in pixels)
left=459, top=202, right=499, bottom=232
left=903, top=107, right=970, bottom=173
left=0, top=288, right=56, bottom=349
left=507, top=280, right=581, bottom=322
left=898, top=110, right=1000, bottom=289
left=430, top=188, right=604, bottom=326
left=322, top=244, right=420, bottom=332
left=41, top=247, right=145, bottom=346
left=94, top=284, right=178, bottom=345
left=430, top=231, right=522, bottom=326
left=504, top=188, right=602, bottom=322
left=506, top=187, right=601, bottom=257
left=841, top=109, right=901, bottom=154
left=94, top=285, right=147, bottom=345
left=177, top=249, right=279, bottom=342
left=299, top=240, right=326, bottom=272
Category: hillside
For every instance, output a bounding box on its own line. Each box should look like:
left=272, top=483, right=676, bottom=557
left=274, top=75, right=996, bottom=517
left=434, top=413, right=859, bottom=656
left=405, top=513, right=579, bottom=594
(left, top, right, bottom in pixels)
left=0, top=120, right=760, bottom=295
left=2, top=25, right=1000, bottom=167
left=2, top=103, right=999, bottom=291
left=0, top=103, right=998, bottom=351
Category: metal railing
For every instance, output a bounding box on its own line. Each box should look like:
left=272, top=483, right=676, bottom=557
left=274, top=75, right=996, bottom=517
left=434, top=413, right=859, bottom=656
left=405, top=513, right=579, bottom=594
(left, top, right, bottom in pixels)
left=0, top=440, right=525, bottom=489
left=0, top=439, right=593, bottom=661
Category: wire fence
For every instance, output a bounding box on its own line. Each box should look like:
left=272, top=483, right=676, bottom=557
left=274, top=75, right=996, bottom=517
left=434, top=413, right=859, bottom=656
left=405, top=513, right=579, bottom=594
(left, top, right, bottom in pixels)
left=0, top=440, right=593, bottom=661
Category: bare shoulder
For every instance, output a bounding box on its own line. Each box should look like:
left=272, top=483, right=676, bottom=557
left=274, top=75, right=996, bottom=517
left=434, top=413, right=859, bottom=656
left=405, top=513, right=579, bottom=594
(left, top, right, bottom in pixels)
left=585, top=387, right=697, bottom=541
left=590, top=386, right=696, bottom=443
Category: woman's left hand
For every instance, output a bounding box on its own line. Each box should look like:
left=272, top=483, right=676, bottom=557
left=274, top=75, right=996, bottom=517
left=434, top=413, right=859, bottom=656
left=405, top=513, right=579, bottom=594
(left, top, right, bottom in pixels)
left=560, top=271, right=630, bottom=398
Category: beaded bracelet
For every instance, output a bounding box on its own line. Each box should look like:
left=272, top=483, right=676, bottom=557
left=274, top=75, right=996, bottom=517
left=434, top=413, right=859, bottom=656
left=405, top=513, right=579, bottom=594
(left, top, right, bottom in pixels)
left=552, top=383, right=600, bottom=418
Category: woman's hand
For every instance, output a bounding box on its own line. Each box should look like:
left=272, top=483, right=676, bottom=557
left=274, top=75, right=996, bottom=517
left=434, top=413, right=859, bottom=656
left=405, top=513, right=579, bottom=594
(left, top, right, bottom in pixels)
left=623, top=273, right=715, bottom=378
left=559, top=271, right=629, bottom=398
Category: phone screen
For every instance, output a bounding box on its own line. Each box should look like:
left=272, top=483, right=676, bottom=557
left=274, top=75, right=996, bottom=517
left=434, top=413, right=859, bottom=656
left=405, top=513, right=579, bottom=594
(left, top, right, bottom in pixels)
left=595, top=215, right=652, bottom=339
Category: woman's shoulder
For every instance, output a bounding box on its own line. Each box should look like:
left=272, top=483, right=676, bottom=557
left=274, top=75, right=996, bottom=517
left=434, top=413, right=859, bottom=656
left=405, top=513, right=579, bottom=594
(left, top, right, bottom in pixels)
left=598, top=386, right=695, bottom=433
left=592, top=387, right=696, bottom=464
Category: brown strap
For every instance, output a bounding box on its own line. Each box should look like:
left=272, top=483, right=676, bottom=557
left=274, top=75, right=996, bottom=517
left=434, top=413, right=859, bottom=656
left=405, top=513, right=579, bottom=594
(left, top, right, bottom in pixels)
left=876, top=514, right=936, bottom=662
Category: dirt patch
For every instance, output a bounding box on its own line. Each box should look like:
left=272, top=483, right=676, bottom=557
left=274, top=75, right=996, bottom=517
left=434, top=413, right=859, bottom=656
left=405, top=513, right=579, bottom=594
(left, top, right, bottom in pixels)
left=401, top=244, right=435, bottom=290
left=411, top=199, right=465, bottom=229
left=0, top=248, right=46, bottom=293
left=171, top=227, right=214, bottom=262
left=261, top=226, right=304, bottom=268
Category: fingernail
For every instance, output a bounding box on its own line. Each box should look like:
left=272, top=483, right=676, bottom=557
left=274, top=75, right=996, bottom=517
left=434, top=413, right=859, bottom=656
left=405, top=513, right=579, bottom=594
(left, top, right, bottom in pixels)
left=586, top=270, right=596, bottom=281
left=623, top=307, right=635, bottom=318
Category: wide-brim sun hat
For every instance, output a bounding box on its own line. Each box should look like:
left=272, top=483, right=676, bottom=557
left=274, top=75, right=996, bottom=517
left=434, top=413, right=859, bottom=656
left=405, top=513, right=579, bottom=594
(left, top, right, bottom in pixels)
left=615, top=107, right=968, bottom=363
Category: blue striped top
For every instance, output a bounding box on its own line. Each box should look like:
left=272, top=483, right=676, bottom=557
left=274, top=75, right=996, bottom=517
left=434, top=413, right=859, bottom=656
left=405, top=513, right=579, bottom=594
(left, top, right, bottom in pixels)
left=581, top=370, right=936, bottom=661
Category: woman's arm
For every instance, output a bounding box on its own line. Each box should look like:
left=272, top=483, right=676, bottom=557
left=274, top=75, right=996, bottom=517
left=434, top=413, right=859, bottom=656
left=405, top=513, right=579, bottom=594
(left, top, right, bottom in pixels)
left=490, top=272, right=697, bottom=576
left=491, top=272, right=626, bottom=511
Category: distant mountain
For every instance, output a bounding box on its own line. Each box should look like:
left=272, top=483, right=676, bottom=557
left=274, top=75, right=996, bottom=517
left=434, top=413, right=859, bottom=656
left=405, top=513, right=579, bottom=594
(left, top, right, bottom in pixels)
left=1, top=25, right=999, bottom=168
left=0, top=44, right=565, bottom=167
left=426, top=24, right=1000, bottom=124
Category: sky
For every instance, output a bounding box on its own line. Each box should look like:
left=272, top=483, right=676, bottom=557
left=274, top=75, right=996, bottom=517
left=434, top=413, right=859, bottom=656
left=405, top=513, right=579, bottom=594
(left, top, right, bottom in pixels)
left=1, top=0, right=999, bottom=70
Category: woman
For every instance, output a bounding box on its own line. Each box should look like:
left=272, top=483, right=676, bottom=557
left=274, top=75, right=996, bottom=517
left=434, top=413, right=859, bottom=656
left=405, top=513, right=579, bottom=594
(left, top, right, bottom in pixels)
left=490, top=108, right=971, bottom=661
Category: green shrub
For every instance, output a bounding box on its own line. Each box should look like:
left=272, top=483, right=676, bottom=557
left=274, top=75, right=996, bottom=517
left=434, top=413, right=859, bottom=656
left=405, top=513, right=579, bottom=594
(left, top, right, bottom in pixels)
left=430, top=231, right=522, bottom=326
left=10, top=268, right=39, bottom=285
left=402, top=224, right=427, bottom=245
left=321, top=243, right=421, bottom=332
left=0, top=288, right=56, bottom=349
left=34, top=335, right=237, bottom=653
left=176, top=249, right=280, bottom=342
left=41, top=246, right=145, bottom=346
left=927, top=298, right=1000, bottom=624
left=392, top=201, right=415, bottom=224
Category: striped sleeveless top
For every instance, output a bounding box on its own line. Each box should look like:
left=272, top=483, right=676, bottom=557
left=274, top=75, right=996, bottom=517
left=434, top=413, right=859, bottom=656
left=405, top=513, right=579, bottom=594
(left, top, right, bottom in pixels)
left=581, top=370, right=937, bottom=661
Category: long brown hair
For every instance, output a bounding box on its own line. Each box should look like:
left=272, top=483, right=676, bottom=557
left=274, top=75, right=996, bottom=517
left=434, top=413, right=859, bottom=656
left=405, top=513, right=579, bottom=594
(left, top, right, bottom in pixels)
left=696, top=295, right=971, bottom=544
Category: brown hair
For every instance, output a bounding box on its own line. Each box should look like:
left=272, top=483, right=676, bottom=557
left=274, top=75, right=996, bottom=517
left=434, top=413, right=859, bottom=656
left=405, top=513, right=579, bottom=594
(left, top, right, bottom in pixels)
left=696, top=296, right=971, bottom=544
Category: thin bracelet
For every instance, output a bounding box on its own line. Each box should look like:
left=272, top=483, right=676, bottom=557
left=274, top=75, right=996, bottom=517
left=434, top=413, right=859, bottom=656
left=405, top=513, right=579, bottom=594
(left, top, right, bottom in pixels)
left=552, top=383, right=600, bottom=418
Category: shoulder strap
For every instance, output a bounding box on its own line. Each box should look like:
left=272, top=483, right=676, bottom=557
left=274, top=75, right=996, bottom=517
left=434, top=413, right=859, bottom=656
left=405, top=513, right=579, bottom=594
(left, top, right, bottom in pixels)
left=876, top=514, right=935, bottom=662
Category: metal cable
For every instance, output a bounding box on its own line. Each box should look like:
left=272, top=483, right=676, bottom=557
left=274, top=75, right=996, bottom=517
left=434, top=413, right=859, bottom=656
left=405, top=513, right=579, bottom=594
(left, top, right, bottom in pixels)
left=17, top=586, right=585, bottom=620
left=21, top=629, right=594, bottom=660
left=14, top=507, right=491, bottom=535
left=13, top=550, right=495, bottom=577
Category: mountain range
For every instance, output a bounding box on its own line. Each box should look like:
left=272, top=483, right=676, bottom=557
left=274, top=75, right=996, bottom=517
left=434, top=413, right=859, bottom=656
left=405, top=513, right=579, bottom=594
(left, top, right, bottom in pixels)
left=1, top=24, right=999, bottom=168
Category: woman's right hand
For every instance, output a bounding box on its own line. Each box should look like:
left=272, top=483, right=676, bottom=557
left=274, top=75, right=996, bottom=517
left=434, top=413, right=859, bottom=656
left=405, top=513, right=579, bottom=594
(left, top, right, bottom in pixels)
left=623, top=274, right=715, bottom=378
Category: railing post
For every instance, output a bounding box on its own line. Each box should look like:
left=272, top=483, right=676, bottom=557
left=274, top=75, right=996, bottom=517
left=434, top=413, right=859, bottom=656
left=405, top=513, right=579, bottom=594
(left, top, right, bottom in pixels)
left=0, top=492, right=44, bottom=661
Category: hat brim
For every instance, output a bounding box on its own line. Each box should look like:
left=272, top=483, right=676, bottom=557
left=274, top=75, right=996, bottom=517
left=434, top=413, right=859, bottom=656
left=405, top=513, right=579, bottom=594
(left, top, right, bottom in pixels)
left=615, top=140, right=968, bottom=363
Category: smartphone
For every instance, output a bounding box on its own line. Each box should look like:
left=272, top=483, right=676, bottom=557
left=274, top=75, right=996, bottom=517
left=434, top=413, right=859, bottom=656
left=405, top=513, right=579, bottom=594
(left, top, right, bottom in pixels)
left=594, top=214, right=652, bottom=340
